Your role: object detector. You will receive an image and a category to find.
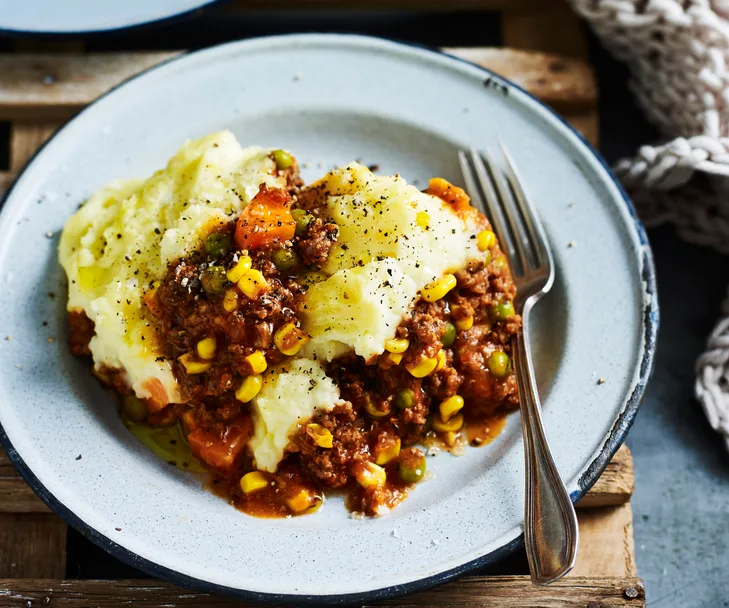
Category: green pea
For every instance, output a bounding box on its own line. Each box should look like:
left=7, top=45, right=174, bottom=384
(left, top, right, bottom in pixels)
left=122, top=395, right=148, bottom=422
left=398, top=448, right=427, bottom=484
left=204, top=232, right=234, bottom=258
left=291, top=208, right=313, bottom=237
left=200, top=265, right=228, bottom=295
left=272, top=248, right=300, bottom=273
left=488, top=351, right=511, bottom=378
left=490, top=299, right=515, bottom=321
left=441, top=321, right=456, bottom=347
left=394, top=388, right=415, bottom=410
left=273, top=149, right=294, bottom=170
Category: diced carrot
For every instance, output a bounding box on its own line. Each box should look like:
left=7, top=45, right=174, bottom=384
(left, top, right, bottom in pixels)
left=141, top=378, right=168, bottom=413
left=426, top=177, right=473, bottom=216
left=187, top=414, right=253, bottom=475
left=235, top=185, right=295, bottom=250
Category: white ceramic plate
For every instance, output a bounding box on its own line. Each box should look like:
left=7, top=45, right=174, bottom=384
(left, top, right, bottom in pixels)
left=0, top=35, right=657, bottom=603
left=0, top=0, right=219, bottom=35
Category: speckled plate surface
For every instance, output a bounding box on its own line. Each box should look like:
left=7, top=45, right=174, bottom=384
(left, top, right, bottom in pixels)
left=0, top=0, right=219, bottom=35
left=0, top=35, right=657, bottom=604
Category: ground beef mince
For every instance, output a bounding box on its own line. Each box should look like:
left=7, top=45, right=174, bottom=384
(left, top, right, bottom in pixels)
left=68, top=309, right=95, bottom=356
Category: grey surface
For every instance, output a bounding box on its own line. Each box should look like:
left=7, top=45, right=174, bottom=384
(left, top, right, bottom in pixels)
left=627, top=227, right=729, bottom=607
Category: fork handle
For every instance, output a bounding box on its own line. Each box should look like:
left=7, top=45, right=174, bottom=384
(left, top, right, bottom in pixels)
left=513, top=310, right=579, bottom=585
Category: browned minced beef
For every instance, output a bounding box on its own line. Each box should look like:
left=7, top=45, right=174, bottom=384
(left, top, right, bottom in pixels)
left=68, top=309, right=95, bottom=356
left=297, top=217, right=338, bottom=267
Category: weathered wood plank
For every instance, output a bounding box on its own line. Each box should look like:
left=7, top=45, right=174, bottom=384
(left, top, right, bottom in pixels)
left=10, top=122, right=59, bottom=172
left=0, top=48, right=595, bottom=120
left=0, top=515, right=66, bottom=578
left=500, top=2, right=590, bottom=58
left=0, top=576, right=645, bottom=606
left=0, top=172, right=11, bottom=199
left=574, top=503, right=636, bottom=578
left=579, top=445, right=634, bottom=508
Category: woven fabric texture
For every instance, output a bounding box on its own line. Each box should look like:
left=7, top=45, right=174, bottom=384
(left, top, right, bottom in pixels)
left=569, top=0, right=729, bottom=449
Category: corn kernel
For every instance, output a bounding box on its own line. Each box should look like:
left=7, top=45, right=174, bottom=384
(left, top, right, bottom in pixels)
left=237, top=268, right=268, bottom=299
left=375, top=437, right=401, bottom=465
left=223, top=289, right=239, bottom=312
left=178, top=352, right=212, bottom=374
left=407, top=355, right=438, bottom=378
left=287, top=488, right=316, bottom=513
left=443, top=431, right=458, bottom=447
left=196, top=337, right=216, bottom=360
left=274, top=322, right=310, bottom=356
left=433, top=413, right=464, bottom=433
left=416, top=211, right=430, bottom=229
left=386, top=352, right=403, bottom=365
left=384, top=338, right=409, bottom=354
left=477, top=229, right=496, bottom=251
left=434, top=349, right=446, bottom=372
left=455, top=315, right=474, bottom=331
left=240, top=471, right=268, bottom=494
left=246, top=350, right=267, bottom=374
left=226, top=255, right=252, bottom=283
left=421, top=274, right=457, bottom=302
left=306, top=423, right=333, bottom=448
left=355, top=462, right=387, bottom=489
left=235, top=374, right=263, bottom=403
left=439, top=395, right=464, bottom=422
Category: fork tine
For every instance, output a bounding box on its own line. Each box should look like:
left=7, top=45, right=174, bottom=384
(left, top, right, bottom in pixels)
left=483, top=150, right=530, bottom=274
left=458, top=150, right=486, bottom=215
left=498, top=141, right=551, bottom=269
left=467, top=148, right=518, bottom=267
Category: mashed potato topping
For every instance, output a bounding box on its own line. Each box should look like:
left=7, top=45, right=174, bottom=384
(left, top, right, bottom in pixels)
left=300, top=163, right=486, bottom=362
left=59, top=131, right=283, bottom=405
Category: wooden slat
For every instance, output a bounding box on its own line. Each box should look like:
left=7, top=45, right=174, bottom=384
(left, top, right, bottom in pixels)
left=574, top=503, right=636, bottom=577
left=0, top=49, right=595, bottom=121
left=10, top=122, right=59, bottom=172
left=579, top=445, right=634, bottom=508
left=0, top=515, right=66, bottom=578
left=0, top=172, right=11, bottom=199
left=500, top=1, right=589, bottom=58
left=0, top=576, right=645, bottom=607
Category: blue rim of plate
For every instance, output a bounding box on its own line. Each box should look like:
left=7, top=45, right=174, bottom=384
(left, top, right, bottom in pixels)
left=0, top=34, right=659, bottom=605
left=0, top=0, right=223, bottom=38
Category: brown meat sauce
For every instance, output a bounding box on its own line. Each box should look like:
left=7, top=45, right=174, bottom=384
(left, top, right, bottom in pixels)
left=67, top=162, right=521, bottom=518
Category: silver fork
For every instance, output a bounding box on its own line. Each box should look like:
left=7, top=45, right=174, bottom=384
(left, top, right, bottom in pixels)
left=459, top=144, right=579, bottom=585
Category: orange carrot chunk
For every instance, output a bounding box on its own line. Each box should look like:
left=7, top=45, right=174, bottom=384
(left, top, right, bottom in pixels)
left=235, top=185, right=296, bottom=250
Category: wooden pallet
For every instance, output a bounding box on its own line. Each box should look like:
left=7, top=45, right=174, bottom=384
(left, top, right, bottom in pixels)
left=0, top=2, right=645, bottom=606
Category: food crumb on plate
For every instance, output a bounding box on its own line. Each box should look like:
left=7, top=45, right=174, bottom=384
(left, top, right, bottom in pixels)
left=47, top=337, right=55, bottom=343
left=294, top=72, right=303, bottom=81
left=568, top=240, right=576, bottom=248
left=4, top=336, right=11, bottom=341
left=45, top=232, right=53, bottom=238
left=75, top=454, right=82, bottom=460
left=597, top=377, right=606, bottom=385
left=115, top=527, right=121, bottom=531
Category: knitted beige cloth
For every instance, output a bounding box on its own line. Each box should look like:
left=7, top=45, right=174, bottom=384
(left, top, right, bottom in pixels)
left=569, top=0, right=729, bottom=449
